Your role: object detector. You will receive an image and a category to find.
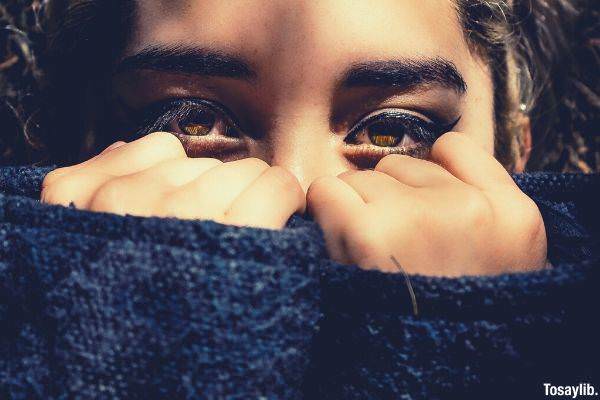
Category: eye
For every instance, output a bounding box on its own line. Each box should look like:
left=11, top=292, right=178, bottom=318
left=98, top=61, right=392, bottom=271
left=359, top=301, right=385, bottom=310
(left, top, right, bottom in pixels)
left=177, top=107, right=216, bottom=136
left=344, top=109, right=452, bottom=149
left=136, top=98, right=242, bottom=139
left=363, top=119, right=415, bottom=147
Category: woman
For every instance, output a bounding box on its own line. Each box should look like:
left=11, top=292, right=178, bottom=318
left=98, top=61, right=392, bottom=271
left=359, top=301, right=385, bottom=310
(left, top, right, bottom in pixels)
left=38, top=0, right=552, bottom=275
left=0, top=1, right=598, bottom=398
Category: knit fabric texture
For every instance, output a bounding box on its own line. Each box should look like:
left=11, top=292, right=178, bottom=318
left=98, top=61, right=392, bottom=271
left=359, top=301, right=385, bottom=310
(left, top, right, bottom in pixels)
left=0, top=167, right=598, bottom=399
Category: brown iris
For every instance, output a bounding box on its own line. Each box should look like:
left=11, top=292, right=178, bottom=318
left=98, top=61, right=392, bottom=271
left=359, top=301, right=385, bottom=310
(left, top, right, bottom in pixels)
left=367, top=121, right=404, bottom=147
left=178, top=108, right=216, bottom=136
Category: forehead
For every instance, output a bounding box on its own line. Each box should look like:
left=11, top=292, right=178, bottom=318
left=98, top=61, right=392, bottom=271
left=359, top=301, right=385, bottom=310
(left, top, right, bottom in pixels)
left=129, top=0, right=467, bottom=61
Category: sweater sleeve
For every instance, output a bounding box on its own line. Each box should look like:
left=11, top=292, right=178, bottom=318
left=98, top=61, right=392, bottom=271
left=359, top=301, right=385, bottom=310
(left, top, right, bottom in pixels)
left=1, top=167, right=598, bottom=399
left=0, top=166, right=325, bottom=399
left=303, top=172, right=600, bottom=399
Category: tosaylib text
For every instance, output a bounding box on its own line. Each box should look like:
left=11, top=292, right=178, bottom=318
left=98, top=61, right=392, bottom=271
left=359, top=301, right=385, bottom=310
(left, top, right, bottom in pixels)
left=543, top=383, right=598, bottom=398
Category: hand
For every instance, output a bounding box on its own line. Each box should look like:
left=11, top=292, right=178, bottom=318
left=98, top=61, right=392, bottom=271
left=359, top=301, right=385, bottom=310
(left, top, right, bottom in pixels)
left=306, top=132, right=547, bottom=276
left=41, top=132, right=305, bottom=229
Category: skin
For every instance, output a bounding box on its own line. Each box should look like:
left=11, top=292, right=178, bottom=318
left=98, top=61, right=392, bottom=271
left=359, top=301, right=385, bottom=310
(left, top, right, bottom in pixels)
left=41, top=0, right=547, bottom=275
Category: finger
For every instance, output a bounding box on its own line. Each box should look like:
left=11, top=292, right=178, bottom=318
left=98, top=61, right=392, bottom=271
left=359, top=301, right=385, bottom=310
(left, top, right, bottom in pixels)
left=86, top=131, right=186, bottom=176
left=45, top=157, right=221, bottom=210
left=42, top=141, right=128, bottom=188
left=224, top=166, right=306, bottom=229
left=41, top=171, right=111, bottom=208
left=337, top=169, right=412, bottom=203
left=88, top=158, right=225, bottom=216
left=162, top=158, right=269, bottom=221
left=430, top=131, right=516, bottom=190
left=307, top=176, right=365, bottom=264
left=126, top=157, right=223, bottom=188
left=88, top=175, right=164, bottom=216
left=375, top=154, right=460, bottom=187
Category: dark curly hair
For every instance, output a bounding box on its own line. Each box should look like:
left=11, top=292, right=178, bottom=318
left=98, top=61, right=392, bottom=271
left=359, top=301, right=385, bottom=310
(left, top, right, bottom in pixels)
left=1, top=0, right=598, bottom=172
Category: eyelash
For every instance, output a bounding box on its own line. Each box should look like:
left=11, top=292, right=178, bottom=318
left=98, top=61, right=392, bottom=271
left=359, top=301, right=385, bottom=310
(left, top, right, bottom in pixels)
left=345, top=109, right=459, bottom=148
left=135, top=98, right=243, bottom=138
left=134, top=98, right=460, bottom=157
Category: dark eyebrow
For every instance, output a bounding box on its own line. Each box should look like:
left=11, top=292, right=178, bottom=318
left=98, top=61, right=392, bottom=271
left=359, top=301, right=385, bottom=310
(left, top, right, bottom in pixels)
left=342, top=57, right=467, bottom=94
left=114, top=45, right=256, bottom=80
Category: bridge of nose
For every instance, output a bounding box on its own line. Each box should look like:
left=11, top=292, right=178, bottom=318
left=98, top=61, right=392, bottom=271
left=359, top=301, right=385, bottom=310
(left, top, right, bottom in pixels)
left=260, top=117, right=349, bottom=192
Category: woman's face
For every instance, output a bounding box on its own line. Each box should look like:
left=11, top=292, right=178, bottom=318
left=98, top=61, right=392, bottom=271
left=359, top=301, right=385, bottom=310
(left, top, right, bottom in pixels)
left=113, top=0, right=496, bottom=191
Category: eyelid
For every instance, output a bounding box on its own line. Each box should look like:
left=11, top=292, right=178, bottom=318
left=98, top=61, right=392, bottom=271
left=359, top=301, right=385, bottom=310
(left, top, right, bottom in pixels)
left=345, top=109, right=433, bottom=146
left=348, top=108, right=432, bottom=135
left=345, top=108, right=461, bottom=145
left=139, top=97, right=244, bottom=136
left=176, top=98, right=243, bottom=132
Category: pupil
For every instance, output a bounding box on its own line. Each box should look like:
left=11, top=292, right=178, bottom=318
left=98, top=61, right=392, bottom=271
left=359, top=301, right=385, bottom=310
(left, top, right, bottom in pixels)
left=368, top=121, right=404, bottom=147
left=178, top=109, right=215, bottom=136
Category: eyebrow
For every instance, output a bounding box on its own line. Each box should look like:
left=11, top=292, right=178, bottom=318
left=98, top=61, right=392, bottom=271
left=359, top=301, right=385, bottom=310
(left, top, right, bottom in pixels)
left=116, top=47, right=466, bottom=94
left=342, top=58, right=467, bottom=94
left=114, top=45, right=256, bottom=80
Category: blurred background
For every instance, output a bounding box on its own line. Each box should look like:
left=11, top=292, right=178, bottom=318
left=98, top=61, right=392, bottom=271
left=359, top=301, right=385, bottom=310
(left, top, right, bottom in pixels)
left=1, top=0, right=598, bottom=171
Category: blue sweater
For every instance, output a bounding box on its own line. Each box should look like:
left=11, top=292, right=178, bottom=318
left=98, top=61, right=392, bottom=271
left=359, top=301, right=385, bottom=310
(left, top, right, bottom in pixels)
left=0, top=167, right=598, bottom=399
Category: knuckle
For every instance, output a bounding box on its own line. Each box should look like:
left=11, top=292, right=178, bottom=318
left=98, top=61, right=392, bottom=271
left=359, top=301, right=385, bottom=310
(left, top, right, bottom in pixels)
left=517, top=196, right=544, bottom=236
left=158, top=194, right=182, bottom=217
left=243, top=157, right=270, bottom=170
left=158, top=189, right=197, bottom=217
left=42, top=167, right=70, bottom=189
left=89, top=179, right=124, bottom=213
left=40, top=175, right=80, bottom=205
left=269, top=167, right=306, bottom=211
left=461, top=189, right=492, bottom=225
left=374, top=153, right=411, bottom=172
left=145, top=131, right=186, bottom=157
left=40, top=184, right=63, bottom=205
left=502, top=195, right=546, bottom=265
left=430, top=131, right=464, bottom=157
left=267, top=166, right=301, bottom=192
left=306, top=176, right=337, bottom=205
left=159, top=192, right=214, bottom=220
left=337, top=169, right=371, bottom=185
